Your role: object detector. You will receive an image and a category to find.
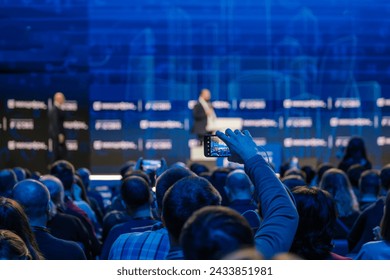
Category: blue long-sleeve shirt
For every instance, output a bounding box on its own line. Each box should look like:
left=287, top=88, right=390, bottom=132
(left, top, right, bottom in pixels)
left=244, top=154, right=299, bottom=259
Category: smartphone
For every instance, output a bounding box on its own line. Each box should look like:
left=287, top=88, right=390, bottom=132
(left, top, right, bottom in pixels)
left=142, top=159, right=161, bottom=171
left=204, top=135, right=231, bottom=157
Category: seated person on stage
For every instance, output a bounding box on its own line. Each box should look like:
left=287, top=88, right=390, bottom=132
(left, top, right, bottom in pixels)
left=12, top=179, right=86, bottom=260
left=109, top=167, right=195, bottom=260
left=348, top=164, right=390, bottom=254
left=224, top=169, right=260, bottom=231
left=39, top=175, right=94, bottom=259
left=100, top=176, right=158, bottom=259
left=179, top=129, right=298, bottom=259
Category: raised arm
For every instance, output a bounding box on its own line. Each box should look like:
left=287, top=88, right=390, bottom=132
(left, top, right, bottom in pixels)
left=217, top=129, right=299, bottom=258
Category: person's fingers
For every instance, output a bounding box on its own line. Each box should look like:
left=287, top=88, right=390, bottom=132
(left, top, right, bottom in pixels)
left=234, top=129, right=241, bottom=135
left=225, top=128, right=235, bottom=137
left=216, top=130, right=228, bottom=142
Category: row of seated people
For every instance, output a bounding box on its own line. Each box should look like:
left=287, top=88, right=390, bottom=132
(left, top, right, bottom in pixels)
left=0, top=131, right=389, bottom=260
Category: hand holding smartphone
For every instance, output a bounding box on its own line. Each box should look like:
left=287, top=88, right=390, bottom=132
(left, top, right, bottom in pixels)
left=203, top=134, right=231, bottom=157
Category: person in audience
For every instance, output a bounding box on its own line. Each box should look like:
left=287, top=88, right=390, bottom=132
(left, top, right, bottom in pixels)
left=39, top=175, right=95, bottom=259
left=0, top=169, right=18, bottom=198
left=209, top=167, right=233, bottom=206
left=348, top=164, right=390, bottom=255
left=100, top=176, right=158, bottom=259
left=338, top=136, right=372, bottom=173
left=358, top=170, right=381, bottom=211
left=12, top=167, right=27, bottom=182
left=313, top=162, right=334, bottom=187
left=163, top=176, right=222, bottom=259
left=224, top=169, right=260, bottom=231
left=355, top=191, right=390, bottom=259
left=50, top=160, right=101, bottom=257
left=301, top=165, right=316, bottom=186
left=319, top=168, right=359, bottom=239
left=289, top=186, right=349, bottom=259
left=12, top=179, right=86, bottom=260
left=109, top=167, right=195, bottom=260
left=216, top=129, right=299, bottom=259
left=0, top=229, right=32, bottom=260
left=189, top=163, right=209, bottom=176
left=180, top=205, right=254, bottom=259
left=0, top=197, right=44, bottom=259
left=77, top=167, right=105, bottom=217
left=347, top=164, right=366, bottom=196
left=72, top=174, right=100, bottom=234
left=106, top=169, right=152, bottom=214
left=281, top=175, right=307, bottom=190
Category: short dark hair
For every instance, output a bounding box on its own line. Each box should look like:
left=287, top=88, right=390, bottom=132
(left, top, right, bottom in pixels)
left=0, top=169, right=17, bottom=197
left=162, top=176, right=221, bottom=242
left=180, top=206, right=254, bottom=259
left=359, top=170, right=381, bottom=197
left=50, top=160, right=75, bottom=190
left=123, top=170, right=151, bottom=187
left=155, top=168, right=195, bottom=211
left=121, top=176, right=151, bottom=211
left=290, top=186, right=336, bottom=260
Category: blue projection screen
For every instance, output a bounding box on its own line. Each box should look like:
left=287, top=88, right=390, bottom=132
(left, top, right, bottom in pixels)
left=0, top=0, right=389, bottom=174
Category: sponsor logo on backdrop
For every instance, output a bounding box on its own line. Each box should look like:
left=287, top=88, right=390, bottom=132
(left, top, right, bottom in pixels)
left=64, top=121, right=88, bottom=130
left=145, top=139, right=172, bottom=150
left=334, top=98, right=361, bottom=108
left=9, top=119, right=34, bottom=130
left=381, top=117, right=390, bottom=127
left=243, top=119, right=278, bottom=128
left=8, top=141, right=47, bottom=151
left=145, top=101, right=171, bottom=111
left=335, top=137, right=351, bottom=147
left=377, top=137, right=390, bottom=146
left=239, top=99, right=266, bottom=110
left=92, top=101, right=137, bottom=111
left=286, top=117, right=313, bottom=128
left=377, top=98, right=390, bottom=107
left=283, top=99, right=326, bottom=109
left=66, top=140, right=78, bottom=151
left=284, top=138, right=327, bottom=147
left=95, top=120, right=122, bottom=130
left=61, top=101, right=78, bottom=111
left=212, top=101, right=231, bottom=109
left=7, top=99, right=47, bottom=110
left=140, top=120, right=183, bottom=129
left=93, top=141, right=137, bottom=150
left=330, top=118, right=372, bottom=127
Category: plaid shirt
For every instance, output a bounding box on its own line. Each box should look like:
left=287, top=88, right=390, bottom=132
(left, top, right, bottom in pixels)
left=108, top=226, right=169, bottom=260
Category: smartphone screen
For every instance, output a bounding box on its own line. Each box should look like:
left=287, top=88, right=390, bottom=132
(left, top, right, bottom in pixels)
left=204, top=135, right=231, bottom=157
left=142, top=159, right=161, bottom=171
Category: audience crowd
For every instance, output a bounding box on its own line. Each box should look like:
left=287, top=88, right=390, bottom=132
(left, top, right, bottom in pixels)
left=0, top=131, right=389, bottom=260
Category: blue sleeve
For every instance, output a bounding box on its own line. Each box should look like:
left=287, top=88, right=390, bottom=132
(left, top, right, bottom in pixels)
left=244, top=154, right=299, bottom=259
